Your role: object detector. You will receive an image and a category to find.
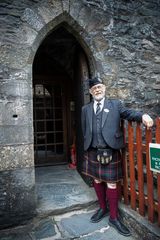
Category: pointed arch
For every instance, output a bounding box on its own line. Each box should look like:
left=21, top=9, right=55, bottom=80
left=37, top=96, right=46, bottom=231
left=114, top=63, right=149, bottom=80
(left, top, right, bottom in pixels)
left=29, top=12, right=96, bottom=77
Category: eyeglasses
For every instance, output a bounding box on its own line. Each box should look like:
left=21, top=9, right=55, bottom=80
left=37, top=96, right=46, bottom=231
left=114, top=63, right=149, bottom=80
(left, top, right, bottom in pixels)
left=91, top=84, right=105, bottom=91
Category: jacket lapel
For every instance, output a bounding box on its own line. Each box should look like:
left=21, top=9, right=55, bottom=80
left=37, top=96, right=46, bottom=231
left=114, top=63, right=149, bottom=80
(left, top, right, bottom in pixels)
left=87, top=102, right=93, bottom=132
left=102, top=99, right=112, bottom=128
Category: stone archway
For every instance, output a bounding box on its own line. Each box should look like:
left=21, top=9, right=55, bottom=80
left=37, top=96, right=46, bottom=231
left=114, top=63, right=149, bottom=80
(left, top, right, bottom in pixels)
left=32, top=23, right=92, bottom=167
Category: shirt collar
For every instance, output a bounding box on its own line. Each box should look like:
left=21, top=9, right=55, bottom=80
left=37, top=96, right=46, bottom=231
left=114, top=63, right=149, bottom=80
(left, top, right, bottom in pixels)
left=94, top=98, right=105, bottom=106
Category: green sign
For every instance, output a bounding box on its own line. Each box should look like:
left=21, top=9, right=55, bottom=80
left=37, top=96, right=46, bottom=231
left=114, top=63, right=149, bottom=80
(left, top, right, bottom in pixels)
left=149, top=143, right=160, bottom=173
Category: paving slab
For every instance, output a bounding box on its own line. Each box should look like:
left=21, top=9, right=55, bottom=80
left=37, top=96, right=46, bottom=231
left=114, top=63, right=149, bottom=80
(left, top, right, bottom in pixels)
left=0, top=234, right=32, bottom=240
left=55, top=210, right=108, bottom=238
left=35, top=165, right=96, bottom=216
left=31, top=219, right=57, bottom=239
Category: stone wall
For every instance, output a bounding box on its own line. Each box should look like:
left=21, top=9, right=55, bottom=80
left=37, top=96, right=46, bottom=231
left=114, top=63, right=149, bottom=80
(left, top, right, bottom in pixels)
left=0, top=0, right=160, bottom=228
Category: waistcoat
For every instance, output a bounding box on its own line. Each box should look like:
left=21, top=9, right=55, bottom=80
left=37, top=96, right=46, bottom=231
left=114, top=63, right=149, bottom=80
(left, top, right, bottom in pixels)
left=91, top=110, right=107, bottom=148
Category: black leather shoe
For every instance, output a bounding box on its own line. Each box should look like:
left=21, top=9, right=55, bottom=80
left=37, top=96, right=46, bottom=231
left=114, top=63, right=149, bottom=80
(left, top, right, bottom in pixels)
left=90, top=208, right=109, bottom=223
left=109, top=218, right=131, bottom=236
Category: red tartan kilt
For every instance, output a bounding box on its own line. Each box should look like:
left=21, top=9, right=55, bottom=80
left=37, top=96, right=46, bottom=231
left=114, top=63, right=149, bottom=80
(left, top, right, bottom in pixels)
left=82, top=148, right=123, bottom=183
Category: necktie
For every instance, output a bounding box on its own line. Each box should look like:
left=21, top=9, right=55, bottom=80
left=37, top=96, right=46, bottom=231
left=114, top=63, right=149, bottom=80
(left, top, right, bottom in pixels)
left=96, top=102, right=101, bottom=115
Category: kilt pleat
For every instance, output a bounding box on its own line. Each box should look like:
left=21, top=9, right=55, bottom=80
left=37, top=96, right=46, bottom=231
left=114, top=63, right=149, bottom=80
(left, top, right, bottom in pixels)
left=82, top=149, right=123, bottom=182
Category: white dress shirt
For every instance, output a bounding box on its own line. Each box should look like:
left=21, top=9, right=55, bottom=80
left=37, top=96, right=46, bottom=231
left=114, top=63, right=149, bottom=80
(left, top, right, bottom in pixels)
left=93, top=98, right=105, bottom=114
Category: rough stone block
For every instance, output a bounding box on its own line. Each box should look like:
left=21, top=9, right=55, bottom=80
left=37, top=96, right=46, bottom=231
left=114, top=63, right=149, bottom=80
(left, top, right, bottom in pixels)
left=0, top=144, right=34, bottom=171
left=0, top=167, right=36, bottom=229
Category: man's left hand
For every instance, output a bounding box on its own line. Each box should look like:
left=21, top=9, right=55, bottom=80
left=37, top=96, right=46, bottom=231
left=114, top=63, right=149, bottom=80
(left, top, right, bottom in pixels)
left=142, top=114, right=154, bottom=129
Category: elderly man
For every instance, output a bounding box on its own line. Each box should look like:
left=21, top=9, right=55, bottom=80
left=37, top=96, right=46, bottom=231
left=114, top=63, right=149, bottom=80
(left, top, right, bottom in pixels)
left=81, top=77, right=153, bottom=236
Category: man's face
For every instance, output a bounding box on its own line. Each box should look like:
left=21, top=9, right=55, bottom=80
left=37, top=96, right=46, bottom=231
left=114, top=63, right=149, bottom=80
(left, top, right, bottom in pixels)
left=89, top=83, right=106, bottom=101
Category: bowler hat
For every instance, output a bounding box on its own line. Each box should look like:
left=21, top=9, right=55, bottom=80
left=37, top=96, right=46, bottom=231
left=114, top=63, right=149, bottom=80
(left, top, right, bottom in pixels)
left=89, top=77, right=103, bottom=88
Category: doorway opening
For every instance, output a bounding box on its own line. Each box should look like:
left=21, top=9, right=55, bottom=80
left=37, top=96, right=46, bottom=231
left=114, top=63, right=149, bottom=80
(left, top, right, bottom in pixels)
left=33, top=25, right=90, bottom=167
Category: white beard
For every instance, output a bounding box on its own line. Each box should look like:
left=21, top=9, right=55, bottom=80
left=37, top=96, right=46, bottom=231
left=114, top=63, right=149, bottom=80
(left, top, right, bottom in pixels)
left=93, top=93, right=105, bottom=101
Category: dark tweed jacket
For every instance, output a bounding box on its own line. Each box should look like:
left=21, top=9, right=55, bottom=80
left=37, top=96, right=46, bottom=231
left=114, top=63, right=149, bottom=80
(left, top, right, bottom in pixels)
left=81, top=99, right=143, bottom=151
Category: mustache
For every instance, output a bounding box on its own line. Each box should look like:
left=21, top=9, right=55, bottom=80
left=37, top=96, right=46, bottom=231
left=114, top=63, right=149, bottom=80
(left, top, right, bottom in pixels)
left=93, top=95, right=104, bottom=100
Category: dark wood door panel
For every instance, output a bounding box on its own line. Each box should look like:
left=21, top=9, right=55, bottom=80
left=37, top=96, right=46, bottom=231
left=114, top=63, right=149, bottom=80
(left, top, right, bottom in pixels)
left=33, top=79, right=67, bottom=166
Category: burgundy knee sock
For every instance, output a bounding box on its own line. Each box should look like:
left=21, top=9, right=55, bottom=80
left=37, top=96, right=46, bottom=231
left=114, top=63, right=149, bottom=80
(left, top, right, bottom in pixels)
left=93, top=181, right=106, bottom=210
left=106, top=187, right=119, bottom=219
